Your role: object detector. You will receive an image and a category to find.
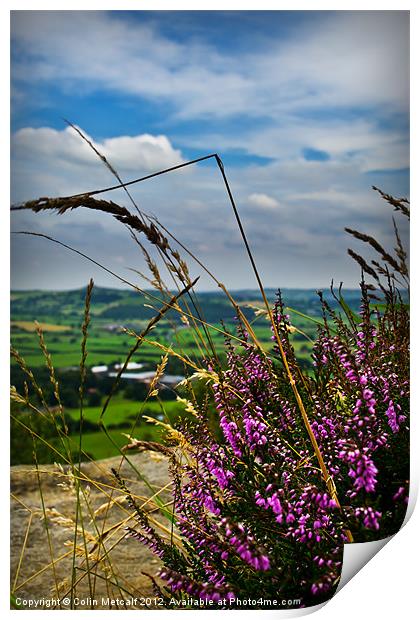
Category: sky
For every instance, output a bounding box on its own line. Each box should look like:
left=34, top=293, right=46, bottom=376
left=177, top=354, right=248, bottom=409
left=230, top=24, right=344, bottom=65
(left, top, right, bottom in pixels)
left=10, top=10, right=410, bottom=291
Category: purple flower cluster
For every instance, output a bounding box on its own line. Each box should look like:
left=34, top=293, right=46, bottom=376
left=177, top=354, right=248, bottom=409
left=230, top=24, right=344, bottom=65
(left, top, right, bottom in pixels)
left=205, top=448, right=235, bottom=490
left=159, top=568, right=235, bottom=602
left=354, top=506, right=382, bottom=530
left=310, top=542, right=344, bottom=597
left=385, top=400, right=405, bottom=434
left=337, top=443, right=378, bottom=494
left=126, top=526, right=166, bottom=559
left=220, top=517, right=271, bottom=571
left=255, top=484, right=343, bottom=545
left=392, top=486, right=408, bottom=504
left=124, top=282, right=408, bottom=608
left=311, top=288, right=409, bottom=529
left=215, top=388, right=243, bottom=458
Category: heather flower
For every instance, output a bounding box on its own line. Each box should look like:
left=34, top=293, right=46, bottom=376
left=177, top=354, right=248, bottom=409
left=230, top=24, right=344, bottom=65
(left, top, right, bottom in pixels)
left=338, top=444, right=378, bottom=494
left=113, top=219, right=407, bottom=608
left=354, top=507, right=382, bottom=530
left=392, top=486, right=408, bottom=504
left=220, top=518, right=272, bottom=571
left=159, top=568, right=235, bottom=602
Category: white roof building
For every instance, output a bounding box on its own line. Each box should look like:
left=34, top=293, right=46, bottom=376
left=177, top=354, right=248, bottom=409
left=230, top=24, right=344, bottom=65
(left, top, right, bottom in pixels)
left=114, top=362, right=144, bottom=370
left=91, top=365, right=109, bottom=374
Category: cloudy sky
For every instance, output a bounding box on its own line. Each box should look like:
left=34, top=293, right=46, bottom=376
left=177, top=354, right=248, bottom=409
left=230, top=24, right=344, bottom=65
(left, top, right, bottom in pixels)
left=10, top=10, right=409, bottom=291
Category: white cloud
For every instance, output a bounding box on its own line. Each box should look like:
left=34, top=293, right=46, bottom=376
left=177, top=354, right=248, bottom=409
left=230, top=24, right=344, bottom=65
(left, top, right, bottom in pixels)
left=257, top=11, right=409, bottom=114
left=11, top=11, right=409, bottom=121
left=101, top=133, right=183, bottom=171
left=10, top=126, right=409, bottom=290
left=12, top=126, right=183, bottom=173
left=10, top=11, right=409, bottom=289
left=173, top=113, right=408, bottom=173
left=247, top=193, right=280, bottom=210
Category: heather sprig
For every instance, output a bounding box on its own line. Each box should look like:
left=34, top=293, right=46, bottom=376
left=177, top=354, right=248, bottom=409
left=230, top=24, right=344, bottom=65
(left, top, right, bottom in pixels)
left=140, top=198, right=408, bottom=605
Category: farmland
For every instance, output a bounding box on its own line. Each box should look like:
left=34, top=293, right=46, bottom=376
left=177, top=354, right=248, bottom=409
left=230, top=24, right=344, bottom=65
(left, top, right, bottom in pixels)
left=11, top=286, right=362, bottom=463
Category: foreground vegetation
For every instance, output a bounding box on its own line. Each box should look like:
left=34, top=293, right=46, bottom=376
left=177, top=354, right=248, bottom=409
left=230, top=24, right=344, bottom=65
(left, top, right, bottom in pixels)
left=10, top=134, right=409, bottom=610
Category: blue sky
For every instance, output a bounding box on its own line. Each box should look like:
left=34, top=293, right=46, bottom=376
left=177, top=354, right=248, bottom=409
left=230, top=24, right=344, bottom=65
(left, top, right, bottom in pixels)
left=10, top=10, right=409, bottom=290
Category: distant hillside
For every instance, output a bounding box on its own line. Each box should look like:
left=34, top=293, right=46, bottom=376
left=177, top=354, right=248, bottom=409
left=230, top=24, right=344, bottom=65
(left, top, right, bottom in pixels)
left=11, top=286, right=364, bottom=326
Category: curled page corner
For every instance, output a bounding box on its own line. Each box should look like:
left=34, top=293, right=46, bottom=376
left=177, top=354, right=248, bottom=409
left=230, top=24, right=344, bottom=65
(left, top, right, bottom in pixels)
left=336, top=472, right=417, bottom=596
left=337, top=535, right=393, bottom=593
left=240, top=601, right=328, bottom=619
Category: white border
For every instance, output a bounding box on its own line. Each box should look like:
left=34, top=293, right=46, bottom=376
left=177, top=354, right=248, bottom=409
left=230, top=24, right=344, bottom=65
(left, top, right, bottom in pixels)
left=2, top=3, right=417, bottom=619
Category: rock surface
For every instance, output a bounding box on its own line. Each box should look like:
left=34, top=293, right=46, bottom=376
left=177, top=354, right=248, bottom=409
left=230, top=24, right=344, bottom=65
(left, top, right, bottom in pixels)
left=10, top=453, right=172, bottom=610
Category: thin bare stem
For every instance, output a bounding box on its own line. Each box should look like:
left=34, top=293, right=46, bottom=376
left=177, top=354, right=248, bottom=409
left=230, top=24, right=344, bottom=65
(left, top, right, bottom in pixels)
left=214, top=155, right=352, bottom=541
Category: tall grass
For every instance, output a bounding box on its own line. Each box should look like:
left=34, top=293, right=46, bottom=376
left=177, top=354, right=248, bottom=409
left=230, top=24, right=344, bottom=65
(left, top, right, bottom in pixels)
left=10, top=127, right=409, bottom=609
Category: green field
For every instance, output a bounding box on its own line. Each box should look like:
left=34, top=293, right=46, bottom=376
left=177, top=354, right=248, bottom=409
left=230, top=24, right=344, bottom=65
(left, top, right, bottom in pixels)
left=66, top=395, right=185, bottom=427
left=56, top=397, right=185, bottom=461
left=68, top=423, right=163, bottom=461
left=10, top=286, right=364, bottom=463
left=10, top=316, right=317, bottom=368
left=11, top=285, right=361, bottom=369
